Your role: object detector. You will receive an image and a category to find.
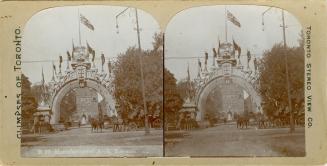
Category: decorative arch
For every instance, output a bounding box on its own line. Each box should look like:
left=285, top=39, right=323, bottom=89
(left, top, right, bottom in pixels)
left=50, top=79, right=115, bottom=124
left=195, top=75, right=261, bottom=121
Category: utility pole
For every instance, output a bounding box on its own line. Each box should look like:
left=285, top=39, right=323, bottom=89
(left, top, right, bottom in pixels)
left=135, top=8, right=150, bottom=135
left=281, top=10, right=295, bottom=133
left=262, top=8, right=294, bottom=133
left=116, top=8, right=150, bottom=135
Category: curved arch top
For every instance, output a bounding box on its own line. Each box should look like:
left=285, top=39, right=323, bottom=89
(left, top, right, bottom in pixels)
left=196, top=74, right=261, bottom=121
left=50, top=79, right=116, bottom=124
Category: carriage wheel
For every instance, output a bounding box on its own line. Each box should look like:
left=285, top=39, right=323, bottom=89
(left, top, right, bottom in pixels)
left=129, top=122, right=137, bottom=131
left=152, top=119, right=162, bottom=129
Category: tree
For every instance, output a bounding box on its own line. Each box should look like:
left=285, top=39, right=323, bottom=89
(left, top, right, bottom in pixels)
left=258, top=41, right=304, bottom=118
left=21, top=74, right=37, bottom=120
left=31, top=84, right=50, bottom=105
left=176, top=79, right=196, bottom=100
left=164, top=68, right=183, bottom=124
left=113, top=33, right=163, bottom=120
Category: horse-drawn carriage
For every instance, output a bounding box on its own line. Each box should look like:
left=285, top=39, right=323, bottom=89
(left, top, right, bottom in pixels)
left=110, top=114, right=162, bottom=132
left=234, top=110, right=305, bottom=129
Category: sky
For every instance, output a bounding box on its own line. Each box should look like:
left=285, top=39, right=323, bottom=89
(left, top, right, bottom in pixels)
left=164, top=5, right=303, bottom=81
left=22, top=5, right=160, bottom=84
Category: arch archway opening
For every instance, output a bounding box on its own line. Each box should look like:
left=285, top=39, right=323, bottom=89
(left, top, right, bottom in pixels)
left=50, top=79, right=116, bottom=125
left=59, top=87, right=109, bottom=126
left=196, top=75, right=261, bottom=122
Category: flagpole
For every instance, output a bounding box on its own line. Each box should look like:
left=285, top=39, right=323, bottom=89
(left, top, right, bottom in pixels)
left=187, top=62, right=191, bottom=99
left=225, top=6, right=228, bottom=42
left=78, top=8, right=81, bottom=46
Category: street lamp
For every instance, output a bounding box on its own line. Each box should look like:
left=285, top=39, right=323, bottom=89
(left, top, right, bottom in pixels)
left=262, top=8, right=295, bottom=133
left=116, top=7, right=150, bottom=135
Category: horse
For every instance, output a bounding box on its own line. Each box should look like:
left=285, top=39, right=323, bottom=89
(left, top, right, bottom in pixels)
left=236, top=116, right=249, bottom=129
left=90, top=118, right=103, bottom=133
left=112, top=118, right=125, bottom=132
left=257, top=115, right=267, bottom=129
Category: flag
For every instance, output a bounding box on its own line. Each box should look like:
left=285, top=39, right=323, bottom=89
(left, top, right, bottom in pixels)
left=53, top=63, right=56, bottom=71
left=218, top=40, right=221, bottom=57
left=80, top=14, right=94, bottom=31
left=87, top=42, right=95, bottom=61
left=101, top=53, right=105, bottom=65
left=205, top=52, right=208, bottom=65
left=72, top=40, right=75, bottom=51
left=247, top=50, right=251, bottom=63
left=212, top=48, right=217, bottom=58
left=197, top=58, right=202, bottom=77
left=254, top=58, right=258, bottom=71
left=108, top=59, right=112, bottom=74
left=233, top=40, right=241, bottom=58
left=212, top=48, right=217, bottom=66
left=227, top=10, right=241, bottom=27
left=59, top=55, right=63, bottom=69
left=67, top=51, right=71, bottom=61
left=72, top=40, right=75, bottom=59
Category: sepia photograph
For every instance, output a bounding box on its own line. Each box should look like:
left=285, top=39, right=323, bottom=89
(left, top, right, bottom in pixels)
left=2, top=1, right=327, bottom=165
left=21, top=5, right=163, bottom=157
left=164, top=5, right=305, bottom=157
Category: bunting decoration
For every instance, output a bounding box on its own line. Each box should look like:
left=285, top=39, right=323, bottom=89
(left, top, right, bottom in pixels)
left=80, top=14, right=94, bottom=31
left=227, top=10, right=241, bottom=27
